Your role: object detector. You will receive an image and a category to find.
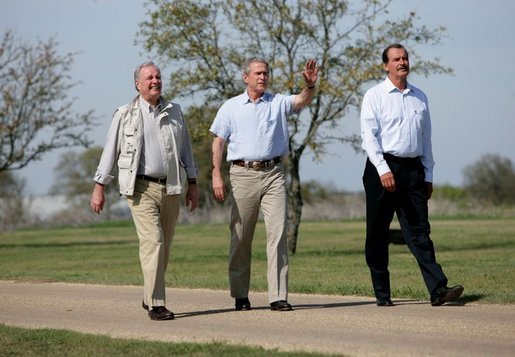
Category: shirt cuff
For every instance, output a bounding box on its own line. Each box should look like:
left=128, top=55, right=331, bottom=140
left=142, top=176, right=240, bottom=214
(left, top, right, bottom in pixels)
left=376, top=162, right=391, bottom=177
left=93, top=173, right=115, bottom=186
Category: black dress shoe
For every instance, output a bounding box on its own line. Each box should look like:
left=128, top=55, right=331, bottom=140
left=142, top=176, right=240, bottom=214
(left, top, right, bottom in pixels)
left=142, top=300, right=149, bottom=311
left=235, top=298, right=251, bottom=311
left=431, top=285, right=464, bottom=306
left=376, top=298, right=394, bottom=306
left=148, top=306, right=175, bottom=320
left=270, top=300, right=293, bottom=311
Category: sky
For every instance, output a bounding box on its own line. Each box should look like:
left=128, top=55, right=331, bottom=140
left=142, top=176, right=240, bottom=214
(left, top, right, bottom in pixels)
left=1, top=0, right=514, bottom=196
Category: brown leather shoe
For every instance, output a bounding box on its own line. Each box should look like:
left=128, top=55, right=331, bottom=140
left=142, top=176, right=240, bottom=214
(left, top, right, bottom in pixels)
left=148, top=306, right=175, bottom=320
left=142, top=300, right=149, bottom=311
left=431, top=285, right=464, bottom=306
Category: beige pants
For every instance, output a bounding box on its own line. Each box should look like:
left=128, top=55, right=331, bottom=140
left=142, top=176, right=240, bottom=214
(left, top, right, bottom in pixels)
left=126, top=179, right=180, bottom=309
left=228, top=164, right=289, bottom=303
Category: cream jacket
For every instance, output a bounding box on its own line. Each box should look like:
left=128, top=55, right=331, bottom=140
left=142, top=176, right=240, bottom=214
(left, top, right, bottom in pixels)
left=93, top=96, right=197, bottom=196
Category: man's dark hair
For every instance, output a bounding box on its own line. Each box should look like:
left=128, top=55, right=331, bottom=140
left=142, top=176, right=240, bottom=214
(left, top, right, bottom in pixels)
left=382, top=44, right=408, bottom=64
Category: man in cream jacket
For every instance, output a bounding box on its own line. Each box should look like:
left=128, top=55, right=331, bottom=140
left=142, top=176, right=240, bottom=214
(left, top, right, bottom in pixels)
left=90, top=61, right=198, bottom=321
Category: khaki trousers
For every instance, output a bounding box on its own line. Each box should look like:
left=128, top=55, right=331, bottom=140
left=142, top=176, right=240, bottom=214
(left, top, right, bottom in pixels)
left=228, top=164, right=289, bottom=303
left=126, top=179, right=180, bottom=309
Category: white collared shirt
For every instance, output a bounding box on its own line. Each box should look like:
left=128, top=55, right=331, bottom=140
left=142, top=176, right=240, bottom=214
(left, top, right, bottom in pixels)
left=138, top=97, right=167, bottom=178
left=360, top=77, right=434, bottom=181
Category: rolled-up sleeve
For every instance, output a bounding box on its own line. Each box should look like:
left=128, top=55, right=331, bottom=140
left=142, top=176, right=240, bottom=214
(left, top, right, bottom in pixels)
left=93, top=110, right=123, bottom=185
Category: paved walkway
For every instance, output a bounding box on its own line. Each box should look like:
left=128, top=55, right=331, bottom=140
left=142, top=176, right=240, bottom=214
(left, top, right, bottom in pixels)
left=1, top=280, right=514, bottom=356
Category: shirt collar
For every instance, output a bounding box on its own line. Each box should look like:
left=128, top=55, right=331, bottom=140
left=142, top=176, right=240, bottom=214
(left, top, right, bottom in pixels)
left=384, top=77, right=414, bottom=94
left=242, top=90, right=272, bottom=104
left=139, top=96, right=163, bottom=113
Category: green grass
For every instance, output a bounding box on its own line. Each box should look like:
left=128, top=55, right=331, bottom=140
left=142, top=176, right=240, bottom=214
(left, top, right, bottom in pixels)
left=1, top=218, right=514, bottom=355
left=1, top=218, right=514, bottom=304
left=0, top=324, right=327, bottom=356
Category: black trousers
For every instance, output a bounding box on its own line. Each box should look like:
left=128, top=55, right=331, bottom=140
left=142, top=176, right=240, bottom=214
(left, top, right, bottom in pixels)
left=362, top=156, right=447, bottom=299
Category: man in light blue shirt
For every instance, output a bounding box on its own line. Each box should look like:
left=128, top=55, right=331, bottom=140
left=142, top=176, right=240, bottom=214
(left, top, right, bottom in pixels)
left=360, top=44, right=463, bottom=307
left=210, top=57, right=319, bottom=311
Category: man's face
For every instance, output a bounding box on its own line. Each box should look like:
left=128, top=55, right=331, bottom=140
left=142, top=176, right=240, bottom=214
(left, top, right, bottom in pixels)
left=135, top=65, right=162, bottom=104
left=243, top=62, right=269, bottom=94
left=383, top=47, right=410, bottom=80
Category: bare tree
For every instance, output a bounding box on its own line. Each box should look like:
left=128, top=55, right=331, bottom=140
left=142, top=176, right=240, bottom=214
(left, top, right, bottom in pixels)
left=0, top=30, right=95, bottom=172
left=137, top=0, right=451, bottom=253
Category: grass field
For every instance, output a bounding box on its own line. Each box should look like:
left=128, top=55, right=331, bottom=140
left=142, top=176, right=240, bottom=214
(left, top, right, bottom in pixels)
left=1, top=218, right=514, bottom=355
left=1, top=218, right=514, bottom=304
left=0, top=324, right=326, bottom=356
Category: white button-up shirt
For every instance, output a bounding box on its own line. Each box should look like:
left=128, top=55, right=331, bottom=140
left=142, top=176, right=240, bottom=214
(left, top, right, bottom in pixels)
left=360, top=77, right=435, bottom=182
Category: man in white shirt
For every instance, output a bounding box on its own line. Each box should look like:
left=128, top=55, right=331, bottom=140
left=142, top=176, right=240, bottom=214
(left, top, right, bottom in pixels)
left=90, top=62, right=199, bottom=320
left=360, top=44, right=463, bottom=307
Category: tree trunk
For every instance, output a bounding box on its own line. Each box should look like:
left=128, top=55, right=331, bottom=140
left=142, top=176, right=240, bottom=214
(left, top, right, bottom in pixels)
left=285, top=153, right=303, bottom=255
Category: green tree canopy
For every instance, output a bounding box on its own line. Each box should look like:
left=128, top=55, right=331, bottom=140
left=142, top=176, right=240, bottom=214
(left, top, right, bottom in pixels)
left=0, top=171, right=29, bottom=230
left=463, top=154, right=515, bottom=206
left=50, top=147, right=121, bottom=220
left=137, top=0, right=451, bottom=253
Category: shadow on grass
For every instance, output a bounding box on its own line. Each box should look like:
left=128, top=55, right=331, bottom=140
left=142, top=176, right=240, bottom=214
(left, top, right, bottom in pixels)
left=451, top=293, right=485, bottom=306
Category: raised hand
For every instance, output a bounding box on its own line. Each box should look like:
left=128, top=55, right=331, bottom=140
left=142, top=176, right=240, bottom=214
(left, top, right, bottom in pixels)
left=302, top=59, right=319, bottom=88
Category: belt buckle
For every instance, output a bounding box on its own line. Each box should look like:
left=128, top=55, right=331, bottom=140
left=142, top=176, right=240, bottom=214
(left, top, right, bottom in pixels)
left=252, top=161, right=260, bottom=170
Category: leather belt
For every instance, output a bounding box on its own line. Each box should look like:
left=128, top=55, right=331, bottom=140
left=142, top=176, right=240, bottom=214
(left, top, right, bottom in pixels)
left=383, top=153, right=420, bottom=164
left=232, top=157, right=281, bottom=170
left=136, top=174, right=167, bottom=184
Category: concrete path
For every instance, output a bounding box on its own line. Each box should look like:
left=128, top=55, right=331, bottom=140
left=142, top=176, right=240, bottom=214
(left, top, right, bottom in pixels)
left=1, top=280, right=514, bottom=356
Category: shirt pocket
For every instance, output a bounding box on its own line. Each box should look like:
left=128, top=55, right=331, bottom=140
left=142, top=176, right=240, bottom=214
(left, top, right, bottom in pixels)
left=411, top=106, right=427, bottom=131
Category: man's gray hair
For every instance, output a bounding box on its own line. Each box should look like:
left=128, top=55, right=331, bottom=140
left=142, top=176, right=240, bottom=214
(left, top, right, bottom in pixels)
left=133, top=61, right=160, bottom=91
left=242, top=57, right=269, bottom=75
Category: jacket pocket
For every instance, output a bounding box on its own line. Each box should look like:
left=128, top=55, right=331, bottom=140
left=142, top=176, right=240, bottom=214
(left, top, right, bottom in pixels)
left=122, top=127, right=135, bottom=153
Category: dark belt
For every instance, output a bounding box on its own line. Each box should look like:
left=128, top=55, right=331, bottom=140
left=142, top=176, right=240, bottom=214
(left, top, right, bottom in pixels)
left=232, top=157, right=281, bottom=170
left=383, top=153, right=420, bottom=164
left=136, top=174, right=167, bottom=184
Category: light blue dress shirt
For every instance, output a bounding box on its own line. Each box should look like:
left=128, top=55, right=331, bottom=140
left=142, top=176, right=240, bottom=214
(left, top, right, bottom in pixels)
left=360, top=77, right=435, bottom=182
left=210, top=91, right=295, bottom=162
